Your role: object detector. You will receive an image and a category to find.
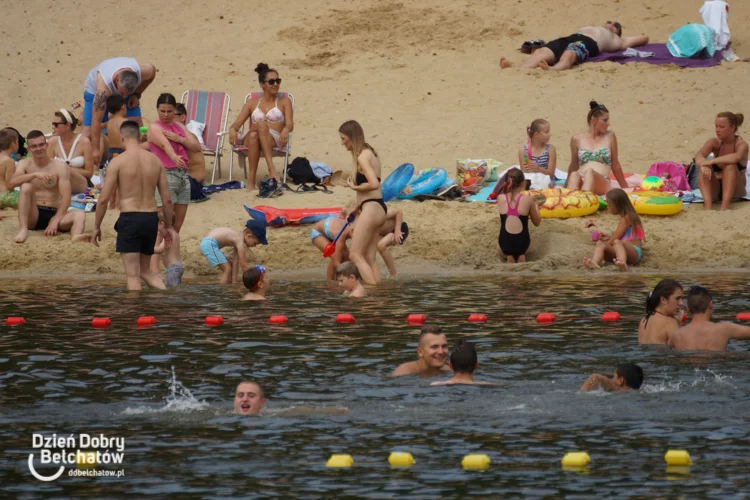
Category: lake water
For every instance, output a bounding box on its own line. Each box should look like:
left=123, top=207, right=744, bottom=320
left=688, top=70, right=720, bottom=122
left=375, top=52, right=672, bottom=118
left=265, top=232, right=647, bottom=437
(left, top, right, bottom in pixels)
left=1, top=274, right=749, bottom=498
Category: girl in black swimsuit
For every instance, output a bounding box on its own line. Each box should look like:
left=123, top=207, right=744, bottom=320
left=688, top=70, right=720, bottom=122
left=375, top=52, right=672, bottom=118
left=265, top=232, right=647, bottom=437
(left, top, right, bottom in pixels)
left=497, top=169, right=542, bottom=263
left=340, top=120, right=387, bottom=285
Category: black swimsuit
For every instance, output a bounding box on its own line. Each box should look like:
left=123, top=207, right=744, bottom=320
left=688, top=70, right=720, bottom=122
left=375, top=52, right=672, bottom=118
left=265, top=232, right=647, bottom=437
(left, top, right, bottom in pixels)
left=498, top=193, right=530, bottom=259
left=712, top=136, right=746, bottom=173
left=356, top=171, right=387, bottom=213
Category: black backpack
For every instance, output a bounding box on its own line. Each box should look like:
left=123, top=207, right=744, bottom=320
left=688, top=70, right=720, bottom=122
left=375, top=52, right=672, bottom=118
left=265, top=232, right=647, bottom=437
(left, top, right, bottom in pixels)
left=287, top=157, right=318, bottom=185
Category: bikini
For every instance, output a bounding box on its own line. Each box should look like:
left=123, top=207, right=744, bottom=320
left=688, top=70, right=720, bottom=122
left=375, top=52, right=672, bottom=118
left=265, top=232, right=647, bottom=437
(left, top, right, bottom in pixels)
left=578, top=146, right=612, bottom=178
left=621, top=224, right=646, bottom=263
left=250, top=98, right=287, bottom=151
left=311, top=216, right=337, bottom=242
left=712, top=136, right=746, bottom=173
left=55, top=135, right=85, bottom=169
left=498, top=193, right=530, bottom=259
left=356, top=171, right=387, bottom=214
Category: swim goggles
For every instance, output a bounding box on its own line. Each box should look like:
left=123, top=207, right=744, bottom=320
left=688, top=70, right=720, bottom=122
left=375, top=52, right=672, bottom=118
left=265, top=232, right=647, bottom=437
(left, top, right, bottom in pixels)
left=249, top=265, right=266, bottom=290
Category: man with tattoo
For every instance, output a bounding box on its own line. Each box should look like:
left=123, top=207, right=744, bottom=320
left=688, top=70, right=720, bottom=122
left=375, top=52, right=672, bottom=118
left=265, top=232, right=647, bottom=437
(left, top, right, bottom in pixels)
left=81, top=57, right=157, bottom=166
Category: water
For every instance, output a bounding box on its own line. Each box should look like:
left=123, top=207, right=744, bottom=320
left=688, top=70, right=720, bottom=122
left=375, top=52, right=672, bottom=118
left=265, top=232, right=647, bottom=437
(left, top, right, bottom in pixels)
left=1, top=274, right=749, bottom=498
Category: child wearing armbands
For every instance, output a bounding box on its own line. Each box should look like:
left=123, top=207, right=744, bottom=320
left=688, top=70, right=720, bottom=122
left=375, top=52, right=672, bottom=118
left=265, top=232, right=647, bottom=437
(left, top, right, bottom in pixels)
left=584, top=188, right=644, bottom=272
left=519, top=119, right=557, bottom=187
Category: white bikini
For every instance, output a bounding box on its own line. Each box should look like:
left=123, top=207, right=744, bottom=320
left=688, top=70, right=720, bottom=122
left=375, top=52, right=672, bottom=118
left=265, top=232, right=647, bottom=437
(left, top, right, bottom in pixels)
left=55, top=135, right=85, bottom=168
left=241, top=98, right=287, bottom=151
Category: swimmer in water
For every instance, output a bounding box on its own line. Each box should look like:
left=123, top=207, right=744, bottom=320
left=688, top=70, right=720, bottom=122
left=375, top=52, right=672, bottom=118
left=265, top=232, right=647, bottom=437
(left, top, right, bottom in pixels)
left=336, top=261, right=367, bottom=298
left=431, top=339, right=496, bottom=386
left=233, top=381, right=267, bottom=415
left=579, top=363, right=644, bottom=392
left=242, top=265, right=269, bottom=301
left=638, top=279, right=684, bottom=345
left=392, top=325, right=451, bottom=377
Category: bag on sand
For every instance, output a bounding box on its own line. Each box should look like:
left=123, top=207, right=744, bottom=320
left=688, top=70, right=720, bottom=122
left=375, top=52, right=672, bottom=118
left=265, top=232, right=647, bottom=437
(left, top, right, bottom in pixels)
left=456, top=159, right=490, bottom=194
left=287, top=157, right=318, bottom=185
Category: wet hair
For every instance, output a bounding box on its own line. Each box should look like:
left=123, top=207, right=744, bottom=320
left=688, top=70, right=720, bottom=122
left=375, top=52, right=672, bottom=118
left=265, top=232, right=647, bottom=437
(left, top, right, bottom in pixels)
left=120, top=120, right=141, bottom=140
left=450, top=339, right=478, bottom=374
left=26, top=130, right=45, bottom=142
left=587, top=100, right=609, bottom=124
left=242, top=267, right=264, bottom=291
left=0, top=129, right=17, bottom=150
left=54, top=110, right=78, bottom=131
left=687, top=286, right=713, bottom=315
left=527, top=118, right=549, bottom=138
left=336, top=261, right=360, bottom=280
left=339, top=120, right=378, bottom=168
left=717, top=111, right=744, bottom=131
left=235, top=380, right=265, bottom=399
left=418, top=325, right=445, bottom=344
left=255, top=62, right=278, bottom=83
left=606, top=188, right=642, bottom=232
left=506, top=168, right=526, bottom=189
left=156, top=93, right=177, bottom=108
left=644, top=279, right=683, bottom=327
left=615, top=363, right=643, bottom=389
left=3, top=128, right=26, bottom=157
left=175, top=103, right=187, bottom=115
left=117, top=70, right=139, bottom=94
left=107, top=94, right=126, bottom=115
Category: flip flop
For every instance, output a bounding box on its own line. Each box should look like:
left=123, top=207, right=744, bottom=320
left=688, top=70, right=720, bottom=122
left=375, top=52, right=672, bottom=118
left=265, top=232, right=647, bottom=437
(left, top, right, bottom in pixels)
left=295, top=184, right=317, bottom=193
left=312, top=184, right=333, bottom=194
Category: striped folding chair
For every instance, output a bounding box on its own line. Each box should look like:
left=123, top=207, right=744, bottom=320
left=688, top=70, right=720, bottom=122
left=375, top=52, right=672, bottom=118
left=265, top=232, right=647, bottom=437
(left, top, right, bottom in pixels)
left=231, top=92, right=294, bottom=185
left=180, top=90, right=231, bottom=184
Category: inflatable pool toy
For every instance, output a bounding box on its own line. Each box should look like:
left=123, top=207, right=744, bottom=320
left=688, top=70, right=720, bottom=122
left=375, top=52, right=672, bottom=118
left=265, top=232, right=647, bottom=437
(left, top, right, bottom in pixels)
left=597, top=196, right=608, bottom=211
left=641, top=176, right=664, bottom=191
left=139, top=126, right=148, bottom=135
left=381, top=163, right=414, bottom=202
left=244, top=205, right=342, bottom=227
left=398, top=168, right=448, bottom=199
left=524, top=188, right=600, bottom=219
left=629, top=191, right=682, bottom=216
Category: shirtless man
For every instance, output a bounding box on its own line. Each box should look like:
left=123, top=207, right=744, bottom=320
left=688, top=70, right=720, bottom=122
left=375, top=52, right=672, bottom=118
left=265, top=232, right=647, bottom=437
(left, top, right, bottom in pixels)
left=669, top=286, right=750, bottom=352
left=82, top=57, right=157, bottom=166
left=500, top=21, right=649, bottom=71
left=10, top=131, right=89, bottom=243
left=638, top=279, right=684, bottom=345
left=93, top=121, right=176, bottom=291
left=431, top=340, right=496, bottom=386
left=233, top=381, right=267, bottom=415
left=392, top=325, right=451, bottom=377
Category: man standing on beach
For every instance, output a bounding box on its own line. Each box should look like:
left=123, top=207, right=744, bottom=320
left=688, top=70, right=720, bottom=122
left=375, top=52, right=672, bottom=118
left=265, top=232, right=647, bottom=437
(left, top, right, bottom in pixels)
left=81, top=57, right=157, bottom=166
left=93, top=121, right=176, bottom=291
left=392, top=326, right=451, bottom=377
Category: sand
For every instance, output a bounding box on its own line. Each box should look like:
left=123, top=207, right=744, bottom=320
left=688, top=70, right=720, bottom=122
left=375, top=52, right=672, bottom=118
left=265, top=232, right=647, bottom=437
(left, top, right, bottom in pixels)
left=2, top=0, right=750, bottom=279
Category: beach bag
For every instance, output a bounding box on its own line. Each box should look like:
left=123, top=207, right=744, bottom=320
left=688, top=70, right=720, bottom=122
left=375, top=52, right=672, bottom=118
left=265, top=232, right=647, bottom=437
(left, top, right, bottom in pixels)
left=645, top=162, right=691, bottom=191
left=667, top=24, right=716, bottom=58
left=287, top=157, right=318, bottom=185
left=310, top=162, right=333, bottom=183
left=456, top=159, right=490, bottom=194
left=686, top=161, right=700, bottom=190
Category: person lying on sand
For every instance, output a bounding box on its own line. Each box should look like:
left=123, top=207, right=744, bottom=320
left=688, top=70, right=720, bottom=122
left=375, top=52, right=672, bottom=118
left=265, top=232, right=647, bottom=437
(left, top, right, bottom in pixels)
left=579, top=363, right=644, bottom=392
left=392, top=326, right=451, bottom=377
left=669, top=286, right=750, bottom=351
left=500, top=22, right=649, bottom=71
left=431, top=340, right=496, bottom=386
left=638, top=279, right=684, bottom=345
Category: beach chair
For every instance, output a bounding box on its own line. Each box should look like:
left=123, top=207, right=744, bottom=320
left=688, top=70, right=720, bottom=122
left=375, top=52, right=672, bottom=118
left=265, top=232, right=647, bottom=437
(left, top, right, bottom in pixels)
left=180, top=90, right=231, bottom=184
left=230, top=92, right=294, bottom=186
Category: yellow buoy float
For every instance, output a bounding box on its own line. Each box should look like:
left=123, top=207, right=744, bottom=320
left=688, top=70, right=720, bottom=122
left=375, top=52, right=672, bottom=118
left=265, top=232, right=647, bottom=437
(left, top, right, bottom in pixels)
left=629, top=190, right=683, bottom=216
left=524, top=188, right=600, bottom=219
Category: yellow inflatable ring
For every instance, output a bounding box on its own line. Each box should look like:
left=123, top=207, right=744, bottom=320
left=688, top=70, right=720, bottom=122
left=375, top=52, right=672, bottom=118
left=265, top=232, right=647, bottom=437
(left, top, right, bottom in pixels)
left=523, top=188, right=600, bottom=219
left=629, top=191, right=683, bottom=216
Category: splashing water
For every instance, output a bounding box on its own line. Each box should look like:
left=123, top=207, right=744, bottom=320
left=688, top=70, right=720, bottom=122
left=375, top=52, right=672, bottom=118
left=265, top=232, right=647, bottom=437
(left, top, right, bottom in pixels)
left=123, top=367, right=210, bottom=415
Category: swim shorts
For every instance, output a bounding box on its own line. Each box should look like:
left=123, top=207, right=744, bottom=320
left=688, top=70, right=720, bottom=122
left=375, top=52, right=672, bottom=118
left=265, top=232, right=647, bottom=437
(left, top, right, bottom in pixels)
left=83, top=91, right=142, bottom=127
left=545, top=33, right=600, bottom=64
left=33, top=205, right=58, bottom=231
left=200, top=237, right=228, bottom=267
left=115, top=212, right=159, bottom=255
left=155, top=169, right=191, bottom=206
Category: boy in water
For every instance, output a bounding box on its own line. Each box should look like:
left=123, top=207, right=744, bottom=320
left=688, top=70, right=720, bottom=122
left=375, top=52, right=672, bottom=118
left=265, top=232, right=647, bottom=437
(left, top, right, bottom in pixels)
left=336, top=261, right=367, bottom=298
left=0, top=129, right=19, bottom=209
left=431, top=340, right=496, bottom=386
left=242, top=265, right=269, bottom=301
left=579, top=363, right=644, bottom=392
left=233, top=381, right=267, bottom=415
left=200, top=220, right=268, bottom=284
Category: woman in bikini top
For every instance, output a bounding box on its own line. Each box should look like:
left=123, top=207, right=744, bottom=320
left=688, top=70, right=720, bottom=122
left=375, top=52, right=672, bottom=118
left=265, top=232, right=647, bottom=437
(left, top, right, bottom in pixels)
left=47, top=108, right=93, bottom=194
left=340, top=120, right=387, bottom=286
left=637, top=279, right=684, bottom=345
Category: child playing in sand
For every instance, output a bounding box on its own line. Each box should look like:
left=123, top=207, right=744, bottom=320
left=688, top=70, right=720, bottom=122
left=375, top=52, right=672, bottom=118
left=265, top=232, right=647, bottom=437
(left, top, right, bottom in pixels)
left=584, top=188, right=644, bottom=272
left=519, top=119, right=557, bottom=187
left=497, top=169, right=542, bottom=263
left=311, top=203, right=355, bottom=280
left=431, top=340, right=496, bottom=386
left=242, top=265, right=269, bottom=301
left=201, top=220, right=268, bottom=284
left=336, top=261, right=367, bottom=298
left=579, top=363, right=644, bottom=392
left=0, top=129, right=19, bottom=209
left=376, top=208, right=408, bottom=278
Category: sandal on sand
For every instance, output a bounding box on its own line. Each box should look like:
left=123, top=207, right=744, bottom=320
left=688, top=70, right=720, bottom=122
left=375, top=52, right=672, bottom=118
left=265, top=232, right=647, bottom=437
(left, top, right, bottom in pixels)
left=521, top=40, right=546, bottom=54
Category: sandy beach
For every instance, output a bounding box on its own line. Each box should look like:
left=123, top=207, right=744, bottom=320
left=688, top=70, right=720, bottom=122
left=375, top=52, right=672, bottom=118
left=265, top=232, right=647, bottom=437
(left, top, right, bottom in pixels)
left=2, top=0, right=750, bottom=278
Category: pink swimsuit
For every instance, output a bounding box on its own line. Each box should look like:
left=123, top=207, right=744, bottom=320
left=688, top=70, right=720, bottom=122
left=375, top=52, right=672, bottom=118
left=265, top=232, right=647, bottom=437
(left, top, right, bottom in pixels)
left=149, top=121, right=189, bottom=170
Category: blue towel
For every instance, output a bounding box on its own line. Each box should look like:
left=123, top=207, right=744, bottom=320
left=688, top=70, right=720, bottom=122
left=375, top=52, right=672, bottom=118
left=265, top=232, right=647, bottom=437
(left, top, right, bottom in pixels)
left=667, top=24, right=716, bottom=58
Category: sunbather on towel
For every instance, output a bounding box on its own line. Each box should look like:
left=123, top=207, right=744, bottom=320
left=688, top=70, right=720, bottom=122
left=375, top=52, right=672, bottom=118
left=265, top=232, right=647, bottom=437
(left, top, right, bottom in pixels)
left=500, top=22, right=649, bottom=71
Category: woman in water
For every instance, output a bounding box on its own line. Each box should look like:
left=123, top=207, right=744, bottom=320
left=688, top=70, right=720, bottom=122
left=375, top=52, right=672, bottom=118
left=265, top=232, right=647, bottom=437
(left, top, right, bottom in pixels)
left=340, top=120, right=386, bottom=285
left=228, top=62, right=294, bottom=190
left=694, top=111, right=748, bottom=210
left=638, top=279, right=684, bottom=345
left=47, top=109, right=93, bottom=194
left=567, top=101, right=629, bottom=195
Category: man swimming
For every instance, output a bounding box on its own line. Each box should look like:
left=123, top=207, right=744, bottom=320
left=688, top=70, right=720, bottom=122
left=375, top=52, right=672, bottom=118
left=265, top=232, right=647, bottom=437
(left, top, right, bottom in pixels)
left=669, top=286, right=750, bottom=352
left=431, top=340, right=496, bottom=386
left=579, top=363, right=644, bottom=392
left=233, top=381, right=267, bottom=415
left=500, top=21, right=649, bottom=71
left=392, top=325, right=450, bottom=377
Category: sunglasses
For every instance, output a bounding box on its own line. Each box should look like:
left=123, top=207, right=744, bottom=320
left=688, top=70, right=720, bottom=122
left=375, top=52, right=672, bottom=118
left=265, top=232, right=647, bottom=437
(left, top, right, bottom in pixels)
left=52, top=122, right=66, bottom=127
left=264, top=78, right=282, bottom=86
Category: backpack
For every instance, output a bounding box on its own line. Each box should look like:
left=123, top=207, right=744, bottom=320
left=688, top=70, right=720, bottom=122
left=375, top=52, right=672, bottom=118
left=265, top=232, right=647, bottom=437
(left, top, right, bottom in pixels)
left=287, top=157, right=318, bottom=185
left=258, top=177, right=282, bottom=198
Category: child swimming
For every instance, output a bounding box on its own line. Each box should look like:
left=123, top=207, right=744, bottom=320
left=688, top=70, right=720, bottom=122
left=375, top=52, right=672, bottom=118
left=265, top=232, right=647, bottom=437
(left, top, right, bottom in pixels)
left=579, top=363, right=644, bottom=392
left=242, top=265, right=269, bottom=301
left=431, top=339, right=496, bottom=386
left=519, top=118, right=557, bottom=187
left=584, top=188, right=644, bottom=272
left=497, top=169, right=542, bottom=263
left=336, top=261, right=367, bottom=298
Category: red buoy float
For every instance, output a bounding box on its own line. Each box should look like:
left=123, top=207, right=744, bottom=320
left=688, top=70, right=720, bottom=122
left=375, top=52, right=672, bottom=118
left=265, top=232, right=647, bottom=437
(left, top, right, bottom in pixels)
left=205, top=315, right=224, bottom=326
left=6, top=316, right=25, bottom=326
left=468, top=313, right=487, bottom=323
left=137, top=316, right=156, bottom=327
left=602, top=312, right=621, bottom=322
left=269, top=315, right=288, bottom=324
left=407, top=314, right=426, bottom=324
left=336, top=313, right=356, bottom=323
left=536, top=313, right=556, bottom=324
left=736, top=312, right=750, bottom=321
left=92, top=317, right=112, bottom=328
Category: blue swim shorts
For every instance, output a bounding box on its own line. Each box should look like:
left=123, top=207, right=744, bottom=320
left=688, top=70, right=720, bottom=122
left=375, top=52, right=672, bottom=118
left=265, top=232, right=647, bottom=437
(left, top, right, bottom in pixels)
left=83, top=91, right=142, bottom=127
left=200, top=237, right=228, bottom=267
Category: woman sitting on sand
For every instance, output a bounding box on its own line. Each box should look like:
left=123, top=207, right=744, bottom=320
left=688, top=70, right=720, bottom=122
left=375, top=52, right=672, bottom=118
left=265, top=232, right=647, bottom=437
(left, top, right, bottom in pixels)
left=47, top=109, right=93, bottom=194
left=340, top=120, right=387, bottom=286
left=694, top=111, right=748, bottom=210
left=566, top=101, right=629, bottom=195
left=228, top=63, right=294, bottom=190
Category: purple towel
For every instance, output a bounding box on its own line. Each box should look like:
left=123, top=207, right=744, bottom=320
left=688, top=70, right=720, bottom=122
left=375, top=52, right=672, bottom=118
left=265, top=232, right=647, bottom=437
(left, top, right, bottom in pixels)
left=585, top=43, right=722, bottom=68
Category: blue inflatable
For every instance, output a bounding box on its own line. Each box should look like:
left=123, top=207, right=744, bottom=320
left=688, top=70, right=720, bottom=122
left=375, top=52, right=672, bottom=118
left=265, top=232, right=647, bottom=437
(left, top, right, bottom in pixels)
left=381, top=163, right=414, bottom=202
left=398, top=168, right=448, bottom=199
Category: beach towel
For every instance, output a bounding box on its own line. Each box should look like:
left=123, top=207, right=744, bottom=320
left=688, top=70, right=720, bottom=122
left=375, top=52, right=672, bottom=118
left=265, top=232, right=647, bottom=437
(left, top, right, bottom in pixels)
left=700, top=0, right=730, bottom=51
left=586, top=43, right=722, bottom=68
left=684, top=167, right=750, bottom=203
left=645, top=162, right=691, bottom=192
left=668, top=24, right=716, bottom=58
left=202, top=180, right=244, bottom=195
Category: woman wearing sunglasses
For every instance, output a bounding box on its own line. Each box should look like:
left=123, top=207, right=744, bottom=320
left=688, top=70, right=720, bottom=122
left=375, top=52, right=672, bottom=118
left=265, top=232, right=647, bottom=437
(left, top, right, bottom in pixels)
left=47, top=108, right=94, bottom=194
left=229, top=62, right=294, bottom=190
